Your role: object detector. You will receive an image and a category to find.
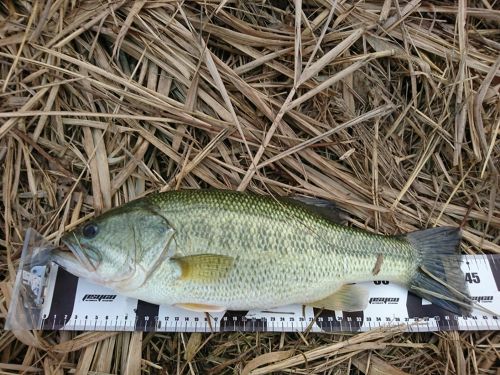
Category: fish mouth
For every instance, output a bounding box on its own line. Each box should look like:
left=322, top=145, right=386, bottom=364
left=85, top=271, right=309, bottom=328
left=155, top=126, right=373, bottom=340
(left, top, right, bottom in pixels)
left=60, top=235, right=101, bottom=272
left=50, top=248, right=90, bottom=278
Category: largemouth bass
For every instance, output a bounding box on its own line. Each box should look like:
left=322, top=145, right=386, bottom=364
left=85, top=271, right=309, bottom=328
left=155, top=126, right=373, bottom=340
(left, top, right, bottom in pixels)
left=53, top=190, right=472, bottom=314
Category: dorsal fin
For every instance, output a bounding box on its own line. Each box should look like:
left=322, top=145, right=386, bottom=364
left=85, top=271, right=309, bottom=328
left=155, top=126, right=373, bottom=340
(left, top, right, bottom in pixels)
left=284, top=196, right=348, bottom=224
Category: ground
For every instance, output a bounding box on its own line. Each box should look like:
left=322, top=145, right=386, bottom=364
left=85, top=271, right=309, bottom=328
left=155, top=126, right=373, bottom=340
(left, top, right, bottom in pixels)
left=0, top=1, right=499, bottom=374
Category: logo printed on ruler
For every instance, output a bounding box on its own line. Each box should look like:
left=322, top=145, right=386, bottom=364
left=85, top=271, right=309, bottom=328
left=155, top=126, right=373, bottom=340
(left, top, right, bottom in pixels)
left=369, top=297, right=399, bottom=304
left=471, top=296, right=493, bottom=303
left=82, top=294, right=117, bottom=302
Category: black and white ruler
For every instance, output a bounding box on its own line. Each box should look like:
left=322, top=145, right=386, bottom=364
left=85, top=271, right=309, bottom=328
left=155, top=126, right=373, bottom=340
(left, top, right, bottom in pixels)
left=6, top=229, right=500, bottom=332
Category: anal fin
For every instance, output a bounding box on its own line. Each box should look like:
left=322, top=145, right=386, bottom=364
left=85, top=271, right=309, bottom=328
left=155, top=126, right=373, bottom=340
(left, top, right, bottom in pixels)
left=310, top=284, right=368, bottom=311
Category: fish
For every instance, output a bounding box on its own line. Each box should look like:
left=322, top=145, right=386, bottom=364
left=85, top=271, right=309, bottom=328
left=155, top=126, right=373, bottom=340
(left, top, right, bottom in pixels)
left=53, top=189, right=472, bottom=315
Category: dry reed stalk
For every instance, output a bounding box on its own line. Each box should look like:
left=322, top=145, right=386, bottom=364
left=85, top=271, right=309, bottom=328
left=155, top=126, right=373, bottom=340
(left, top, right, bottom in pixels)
left=0, top=0, right=499, bottom=373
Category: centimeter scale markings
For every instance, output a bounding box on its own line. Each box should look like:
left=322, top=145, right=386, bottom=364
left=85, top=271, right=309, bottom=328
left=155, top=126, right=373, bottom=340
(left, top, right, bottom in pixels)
left=7, top=230, right=500, bottom=333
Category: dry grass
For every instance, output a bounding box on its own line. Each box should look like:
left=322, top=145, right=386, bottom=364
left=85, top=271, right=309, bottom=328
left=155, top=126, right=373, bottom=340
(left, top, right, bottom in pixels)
left=0, top=0, right=499, bottom=373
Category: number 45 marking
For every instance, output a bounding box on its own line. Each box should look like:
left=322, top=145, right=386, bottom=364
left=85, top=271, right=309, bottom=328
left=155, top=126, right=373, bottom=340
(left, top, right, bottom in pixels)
left=465, top=272, right=480, bottom=284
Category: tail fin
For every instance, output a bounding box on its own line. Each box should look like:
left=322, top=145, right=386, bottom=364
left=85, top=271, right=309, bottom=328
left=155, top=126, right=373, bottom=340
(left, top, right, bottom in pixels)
left=406, top=227, right=472, bottom=315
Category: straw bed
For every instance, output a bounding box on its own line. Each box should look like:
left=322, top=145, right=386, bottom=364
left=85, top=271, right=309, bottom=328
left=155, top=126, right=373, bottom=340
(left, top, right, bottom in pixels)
left=1, top=0, right=499, bottom=373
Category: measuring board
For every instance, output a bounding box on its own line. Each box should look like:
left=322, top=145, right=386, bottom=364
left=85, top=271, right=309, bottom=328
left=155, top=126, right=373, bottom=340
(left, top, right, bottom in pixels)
left=6, top=229, right=500, bottom=332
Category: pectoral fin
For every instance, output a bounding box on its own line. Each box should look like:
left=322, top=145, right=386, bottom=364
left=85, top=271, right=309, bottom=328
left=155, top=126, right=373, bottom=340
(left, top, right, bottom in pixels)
left=173, top=254, right=234, bottom=282
left=310, top=284, right=368, bottom=311
left=175, top=303, right=226, bottom=312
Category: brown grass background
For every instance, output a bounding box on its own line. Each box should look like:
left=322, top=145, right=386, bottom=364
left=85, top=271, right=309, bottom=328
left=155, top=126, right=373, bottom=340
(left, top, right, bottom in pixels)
left=0, top=0, right=499, bottom=373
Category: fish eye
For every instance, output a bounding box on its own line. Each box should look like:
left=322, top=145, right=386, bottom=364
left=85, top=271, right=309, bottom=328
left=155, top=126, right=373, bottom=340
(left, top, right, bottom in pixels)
left=82, top=223, right=99, bottom=239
